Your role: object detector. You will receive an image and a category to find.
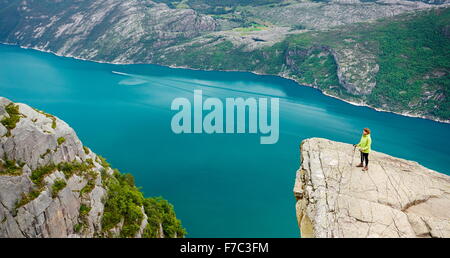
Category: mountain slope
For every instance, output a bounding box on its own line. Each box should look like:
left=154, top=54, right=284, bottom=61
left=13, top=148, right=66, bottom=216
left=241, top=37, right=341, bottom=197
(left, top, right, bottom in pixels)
left=157, top=8, right=450, bottom=121
left=0, top=97, right=185, bottom=238
left=0, top=0, right=217, bottom=63
left=0, top=1, right=449, bottom=121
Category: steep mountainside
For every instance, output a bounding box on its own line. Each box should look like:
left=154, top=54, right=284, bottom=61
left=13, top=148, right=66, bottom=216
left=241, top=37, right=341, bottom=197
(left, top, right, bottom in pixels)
left=0, top=0, right=449, bottom=121
left=294, top=138, right=450, bottom=238
left=0, top=0, right=217, bottom=63
left=0, top=97, right=185, bottom=238
left=158, top=8, right=450, bottom=121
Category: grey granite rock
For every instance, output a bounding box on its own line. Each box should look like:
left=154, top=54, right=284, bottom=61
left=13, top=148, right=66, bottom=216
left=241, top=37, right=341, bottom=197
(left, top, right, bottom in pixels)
left=0, top=175, right=33, bottom=211
left=0, top=97, right=160, bottom=238
left=294, top=138, right=450, bottom=238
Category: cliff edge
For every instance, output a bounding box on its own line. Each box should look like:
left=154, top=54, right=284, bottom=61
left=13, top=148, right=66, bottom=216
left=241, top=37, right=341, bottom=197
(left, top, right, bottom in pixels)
left=0, top=97, right=185, bottom=238
left=294, top=138, right=450, bottom=238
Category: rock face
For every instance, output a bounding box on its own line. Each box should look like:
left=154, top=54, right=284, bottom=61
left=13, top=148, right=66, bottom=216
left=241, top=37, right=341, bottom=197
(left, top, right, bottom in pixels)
left=0, top=97, right=180, bottom=238
left=294, top=138, right=450, bottom=238
left=247, top=0, right=444, bottom=30
left=0, top=0, right=217, bottom=63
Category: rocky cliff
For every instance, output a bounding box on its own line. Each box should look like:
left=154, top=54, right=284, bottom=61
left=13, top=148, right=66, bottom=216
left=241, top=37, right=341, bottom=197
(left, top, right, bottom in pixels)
left=0, top=97, right=185, bottom=238
left=294, top=138, right=450, bottom=238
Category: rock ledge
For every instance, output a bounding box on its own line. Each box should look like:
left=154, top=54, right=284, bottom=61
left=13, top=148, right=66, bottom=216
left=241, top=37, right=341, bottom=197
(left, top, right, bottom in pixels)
left=294, top=138, right=450, bottom=238
left=0, top=97, right=182, bottom=238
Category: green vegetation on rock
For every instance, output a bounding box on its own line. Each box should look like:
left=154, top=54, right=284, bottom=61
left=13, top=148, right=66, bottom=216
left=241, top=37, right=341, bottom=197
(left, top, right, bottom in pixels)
left=80, top=170, right=97, bottom=195
left=0, top=158, right=23, bottom=176
left=73, top=223, right=83, bottom=233
left=57, top=161, right=93, bottom=179
left=233, top=22, right=268, bottom=32
left=97, top=155, right=110, bottom=168
left=74, top=203, right=92, bottom=234
left=31, top=164, right=57, bottom=186
left=57, top=137, right=65, bottom=145
left=101, top=169, right=186, bottom=238
left=101, top=170, right=145, bottom=237
left=367, top=11, right=450, bottom=119
left=0, top=97, right=185, bottom=238
left=32, top=108, right=57, bottom=129
left=16, top=188, right=42, bottom=209
left=51, top=179, right=67, bottom=198
left=79, top=204, right=91, bottom=217
left=40, top=149, right=51, bottom=159
left=1, top=103, right=21, bottom=136
left=17, top=160, right=96, bottom=208
left=143, top=197, right=187, bottom=238
left=284, top=9, right=450, bottom=118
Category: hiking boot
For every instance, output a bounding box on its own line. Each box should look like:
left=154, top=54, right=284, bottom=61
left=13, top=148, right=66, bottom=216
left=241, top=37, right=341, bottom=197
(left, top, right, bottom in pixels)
left=356, top=163, right=363, bottom=167
left=363, top=166, right=369, bottom=171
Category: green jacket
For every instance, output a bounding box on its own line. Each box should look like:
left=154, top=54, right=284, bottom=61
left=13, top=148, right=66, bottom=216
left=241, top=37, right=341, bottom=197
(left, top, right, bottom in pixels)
left=357, top=134, right=372, bottom=153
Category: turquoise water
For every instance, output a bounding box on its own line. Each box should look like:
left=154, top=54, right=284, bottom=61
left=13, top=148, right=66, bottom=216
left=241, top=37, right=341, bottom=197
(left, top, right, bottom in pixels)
left=1, top=44, right=449, bottom=237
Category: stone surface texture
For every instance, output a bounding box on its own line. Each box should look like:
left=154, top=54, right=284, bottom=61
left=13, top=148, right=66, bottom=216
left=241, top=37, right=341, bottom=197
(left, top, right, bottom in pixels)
left=294, top=138, right=450, bottom=238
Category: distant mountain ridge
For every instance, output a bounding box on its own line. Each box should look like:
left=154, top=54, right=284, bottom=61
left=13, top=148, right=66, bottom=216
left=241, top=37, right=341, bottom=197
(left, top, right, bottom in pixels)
left=0, top=0, right=218, bottom=62
left=0, top=0, right=449, bottom=121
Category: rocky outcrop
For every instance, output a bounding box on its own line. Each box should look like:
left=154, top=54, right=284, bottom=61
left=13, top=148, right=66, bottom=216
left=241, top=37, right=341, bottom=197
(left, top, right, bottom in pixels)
left=0, top=97, right=102, bottom=237
left=294, top=138, right=450, bottom=238
left=284, top=45, right=378, bottom=96
left=0, top=97, right=181, bottom=238
left=331, top=45, right=379, bottom=96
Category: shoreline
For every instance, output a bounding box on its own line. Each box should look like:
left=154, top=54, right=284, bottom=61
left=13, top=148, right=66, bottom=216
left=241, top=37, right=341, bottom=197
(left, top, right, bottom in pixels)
left=2, top=42, right=449, bottom=124
left=279, top=74, right=450, bottom=124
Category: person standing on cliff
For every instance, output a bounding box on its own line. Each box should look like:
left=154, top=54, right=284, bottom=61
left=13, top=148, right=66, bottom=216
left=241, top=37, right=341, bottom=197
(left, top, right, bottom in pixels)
left=354, top=128, right=372, bottom=171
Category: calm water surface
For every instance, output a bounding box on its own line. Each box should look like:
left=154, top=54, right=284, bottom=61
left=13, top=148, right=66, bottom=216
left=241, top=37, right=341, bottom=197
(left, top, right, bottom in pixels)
left=1, top=44, right=449, bottom=237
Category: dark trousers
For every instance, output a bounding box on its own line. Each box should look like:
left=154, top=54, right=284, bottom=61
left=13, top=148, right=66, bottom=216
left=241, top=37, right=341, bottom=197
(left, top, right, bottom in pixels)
left=360, top=152, right=369, bottom=166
